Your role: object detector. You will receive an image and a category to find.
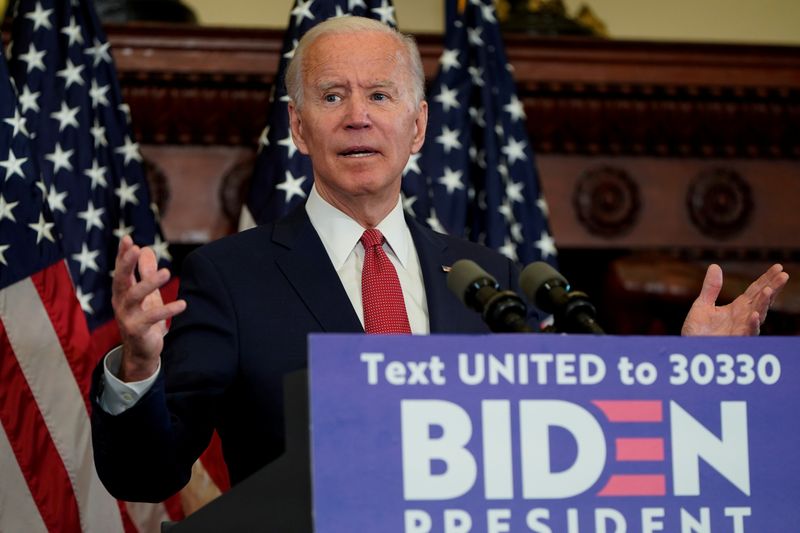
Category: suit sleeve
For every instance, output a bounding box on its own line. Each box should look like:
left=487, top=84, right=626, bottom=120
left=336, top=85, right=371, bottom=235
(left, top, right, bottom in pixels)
left=91, top=248, right=239, bottom=502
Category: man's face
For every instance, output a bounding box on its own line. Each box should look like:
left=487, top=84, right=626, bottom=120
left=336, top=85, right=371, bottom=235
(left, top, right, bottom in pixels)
left=288, top=31, right=428, bottom=208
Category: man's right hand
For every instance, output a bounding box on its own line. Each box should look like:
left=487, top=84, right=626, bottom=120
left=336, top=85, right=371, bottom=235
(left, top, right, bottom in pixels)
left=112, top=235, right=187, bottom=382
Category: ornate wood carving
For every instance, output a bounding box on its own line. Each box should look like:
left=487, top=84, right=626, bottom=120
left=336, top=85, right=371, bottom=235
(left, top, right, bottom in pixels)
left=686, top=168, right=753, bottom=239
left=573, top=165, right=640, bottom=238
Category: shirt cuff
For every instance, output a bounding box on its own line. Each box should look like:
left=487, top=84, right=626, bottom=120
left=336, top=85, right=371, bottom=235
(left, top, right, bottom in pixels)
left=99, top=346, right=161, bottom=415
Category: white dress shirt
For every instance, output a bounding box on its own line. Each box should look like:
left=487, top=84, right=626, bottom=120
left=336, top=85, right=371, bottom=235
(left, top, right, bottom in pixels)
left=101, top=186, right=429, bottom=414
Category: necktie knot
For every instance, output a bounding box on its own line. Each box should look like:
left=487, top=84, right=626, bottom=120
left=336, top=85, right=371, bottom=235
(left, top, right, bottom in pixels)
left=360, top=228, right=384, bottom=249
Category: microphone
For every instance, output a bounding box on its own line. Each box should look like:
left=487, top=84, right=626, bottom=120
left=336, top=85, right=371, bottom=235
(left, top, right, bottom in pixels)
left=519, top=262, right=605, bottom=334
left=447, top=259, right=532, bottom=333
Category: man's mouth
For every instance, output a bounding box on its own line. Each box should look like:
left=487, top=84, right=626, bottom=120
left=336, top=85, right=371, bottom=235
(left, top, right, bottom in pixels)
left=339, top=147, right=378, bottom=158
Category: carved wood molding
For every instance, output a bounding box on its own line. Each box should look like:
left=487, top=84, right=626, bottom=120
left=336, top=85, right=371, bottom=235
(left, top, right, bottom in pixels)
left=105, top=24, right=800, bottom=158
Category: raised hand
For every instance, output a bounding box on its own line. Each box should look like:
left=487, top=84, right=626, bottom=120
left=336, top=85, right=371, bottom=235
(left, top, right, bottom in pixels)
left=681, top=263, right=789, bottom=336
left=111, top=235, right=186, bottom=381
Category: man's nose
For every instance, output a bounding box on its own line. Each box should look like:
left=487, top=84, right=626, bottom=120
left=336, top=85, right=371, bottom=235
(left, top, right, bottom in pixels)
left=344, top=97, right=371, bottom=129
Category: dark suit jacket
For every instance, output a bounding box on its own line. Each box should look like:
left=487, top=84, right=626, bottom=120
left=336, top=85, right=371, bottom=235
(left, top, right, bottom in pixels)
left=91, top=206, right=528, bottom=502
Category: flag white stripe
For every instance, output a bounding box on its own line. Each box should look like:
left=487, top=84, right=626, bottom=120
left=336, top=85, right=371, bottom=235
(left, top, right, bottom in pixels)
left=125, top=500, right=172, bottom=533
left=0, top=276, right=125, bottom=533
left=0, top=422, right=49, bottom=533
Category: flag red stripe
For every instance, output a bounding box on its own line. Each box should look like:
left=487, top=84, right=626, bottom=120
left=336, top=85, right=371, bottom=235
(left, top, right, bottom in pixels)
left=0, top=319, right=82, bottom=533
left=30, top=263, right=93, bottom=401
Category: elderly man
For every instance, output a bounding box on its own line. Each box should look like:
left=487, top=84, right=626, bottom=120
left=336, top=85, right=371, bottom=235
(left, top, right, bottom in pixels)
left=90, top=16, right=788, bottom=502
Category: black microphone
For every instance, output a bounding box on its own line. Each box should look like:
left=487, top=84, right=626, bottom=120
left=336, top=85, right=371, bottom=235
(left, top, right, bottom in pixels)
left=447, top=259, right=532, bottom=333
left=519, top=262, right=605, bottom=334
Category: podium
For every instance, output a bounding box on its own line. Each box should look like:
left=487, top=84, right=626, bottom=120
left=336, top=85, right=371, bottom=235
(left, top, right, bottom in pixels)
left=173, top=334, right=800, bottom=532
left=171, top=371, right=312, bottom=532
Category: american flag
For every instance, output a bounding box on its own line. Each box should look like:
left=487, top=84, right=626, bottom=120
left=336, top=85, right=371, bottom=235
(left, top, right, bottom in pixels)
left=241, top=0, right=398, bottom=228
left=408, top=0, right=557, bottom=267
left=2, top=0, right=179, bottom=530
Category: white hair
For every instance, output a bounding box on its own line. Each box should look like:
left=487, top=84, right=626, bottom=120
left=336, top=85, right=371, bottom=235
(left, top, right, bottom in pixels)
left=284, top=16, right=425, bottom=109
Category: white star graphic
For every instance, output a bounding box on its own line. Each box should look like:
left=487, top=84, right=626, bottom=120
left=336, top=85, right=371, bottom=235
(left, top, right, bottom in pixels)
left=0, top=244, right=9, bottom=266
left=283, top=39, right=299, bottom=60
left=71, top=243, right=101, bottom=274
left=537, top=196, right=550, bottom=217
left=90, top=120, right=107, bottom=147
left=18, top=85, right=41, bottom=113
left=77, top=200, right=106, bottom=232
left=434, top=85, right=460, bottom=112
left=402, top=194, right=417, bottom=215
left=45, top=143, right=74, bottom=173
left=113, top=219, right=134, bottom=239
left=46, top=185, right=68, bottom=213
left=115, top=178, right=141, bottom=207
left=348, top=0, right=367, bottom=9
left=116, top=136, right=143, bottom=165
left=278, top=130, right=298, bottom=159
left=89, top=79, right=110, bottom=108
left=75, top=286, right=94, bottom=314
left=151, top=234, right=172, bottom=263
left=498, top=200, right=515, bottom=222
left=18, top=43, right=46, bottom=73
left=439, top=48, right=460, bottom=72
left=50, top=101, right=80, bottom=131
left=25, top=2, right=53, bottom=31
left=506, top=181, right=525, bottom=203
left=504, top=94, right=526, bottom=122
left=28, top=213, right=55, bottom=244
left=438, top=167, right=464, bottom=194
left=467, top=26, right=484, bottom=46
left=84, top=160, right=107, bottom=189
left=277, top=171, right=307, bottom=203
left=291, top=0, right=315, bottom=26
left=257, top=125, right=270, bottom=154
left=56, top=58, right=85, bottom=89
left=498, top=237, right=518, bottom=262
left=84, top=38, right=112, bottom=67
left=0, top=149, right=28, bottom=180
left=468, top=106, right=485, bottom=128
left=119, top=103, right=132, bottom=123
left=0, top=195, right=19, bottom=222
left=435, top=126, right=462, bottom=154
left=501, top=136, right=527, bottom=165
left=468, top=66, right=485, bottom=87
left=371, top=0, right=396, bottom=25
left=61, top=16, right=84, bottom=46
left=535, top=231, right=557, bottom=259
left=426, top=210, right=446, bottom=234
left=510, top=222, right=524, bottom=243
left=403, top=152, right=421, bottom=176
left=4, top=108, right=29, bottom=138
left=480, top=2, right=497, bottom=23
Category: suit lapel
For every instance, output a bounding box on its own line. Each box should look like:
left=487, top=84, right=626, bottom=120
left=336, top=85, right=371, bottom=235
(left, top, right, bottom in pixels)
left=272, top=208, right=363, bottom=333
left=407, top=216, right=464, bottom=333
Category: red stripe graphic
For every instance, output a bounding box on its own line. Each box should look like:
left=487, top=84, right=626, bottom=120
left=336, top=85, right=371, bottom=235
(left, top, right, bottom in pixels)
left=31, top=262, right=93, bottom=401
left=0, top=319, right=82, bottom=532
left=593, top=400, right=663, bottom=422
left=616, top=437, right=665, bottom=462
left=598, top=474, right=667, bottom=496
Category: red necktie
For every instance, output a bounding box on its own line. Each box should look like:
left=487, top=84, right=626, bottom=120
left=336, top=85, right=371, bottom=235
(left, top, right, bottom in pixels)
left=360, top=228, right=412, bottom=334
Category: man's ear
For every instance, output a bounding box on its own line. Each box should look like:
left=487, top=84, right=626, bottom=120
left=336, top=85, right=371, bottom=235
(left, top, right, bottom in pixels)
left=411, top=100, right=428, bottom=154
left=287, top=102, right=310, bottom=155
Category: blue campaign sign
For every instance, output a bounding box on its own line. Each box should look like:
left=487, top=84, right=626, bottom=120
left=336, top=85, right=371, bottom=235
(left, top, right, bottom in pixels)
left=307, top=334, right=800, bottom=533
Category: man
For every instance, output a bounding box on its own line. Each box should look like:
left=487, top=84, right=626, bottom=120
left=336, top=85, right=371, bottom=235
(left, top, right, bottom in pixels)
left=91, top=16, right=789, bottom=503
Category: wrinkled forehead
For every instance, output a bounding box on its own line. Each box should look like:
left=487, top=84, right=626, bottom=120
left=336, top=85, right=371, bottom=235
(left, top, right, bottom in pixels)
left=302, top=31, right=411, bottom=88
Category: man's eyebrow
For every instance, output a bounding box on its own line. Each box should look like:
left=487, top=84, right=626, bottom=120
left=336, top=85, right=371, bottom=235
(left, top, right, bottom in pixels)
left=314, top=80, right=399, bottom=92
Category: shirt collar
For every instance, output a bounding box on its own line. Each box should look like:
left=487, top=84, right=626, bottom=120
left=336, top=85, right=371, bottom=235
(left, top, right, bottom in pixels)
left=306, top=185, right=412, bottom=271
